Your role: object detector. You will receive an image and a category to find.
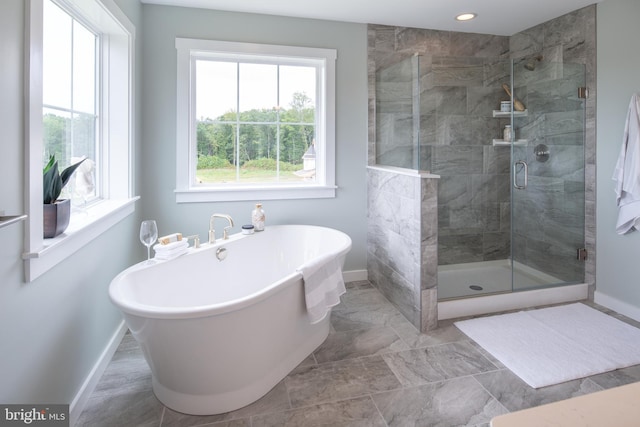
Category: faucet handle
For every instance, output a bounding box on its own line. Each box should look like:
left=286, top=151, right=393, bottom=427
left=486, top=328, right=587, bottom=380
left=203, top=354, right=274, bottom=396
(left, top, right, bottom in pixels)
left=223, top=226, right=232, bottom=240
left=185, top=234, right=200, bottom=248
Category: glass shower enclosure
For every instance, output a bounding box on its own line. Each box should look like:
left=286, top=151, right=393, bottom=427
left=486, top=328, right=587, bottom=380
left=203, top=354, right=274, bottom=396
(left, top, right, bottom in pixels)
left=375, top=54, right=586, bottom=300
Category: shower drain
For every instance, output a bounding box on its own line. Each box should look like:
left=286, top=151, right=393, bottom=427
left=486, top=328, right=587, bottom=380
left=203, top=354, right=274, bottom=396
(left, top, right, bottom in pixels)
left=469, top=285, right=484, bottom=291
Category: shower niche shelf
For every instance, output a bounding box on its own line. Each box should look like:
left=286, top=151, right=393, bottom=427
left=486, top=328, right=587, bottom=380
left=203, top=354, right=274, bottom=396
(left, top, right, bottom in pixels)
left=492, top=139, right=528, bottom=146
left=492, top=110, right=528, bottom=118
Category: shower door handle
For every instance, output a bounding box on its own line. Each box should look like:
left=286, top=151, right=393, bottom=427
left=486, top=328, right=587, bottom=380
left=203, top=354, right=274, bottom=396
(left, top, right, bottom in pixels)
left=513, top=160, right=528, bottom=190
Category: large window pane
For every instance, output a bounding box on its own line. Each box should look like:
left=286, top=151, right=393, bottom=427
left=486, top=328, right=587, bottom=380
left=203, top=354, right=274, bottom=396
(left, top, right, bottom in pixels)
left=280, top=124, right=316, bottom=182
left=237, top=124, right=278, bottom=183
left=73, top=22, right=97, bottom=114
left=196, top=60, right=237, bottom=121
left=43, top=108, right=71, bottom=165
left=43, top=0, right=72, bottom=109
left=72, top=112, right=96, bottom=161
left=196, top=122, right=236, bottom=184
left=279, top=65, right=316, bottom=124
left=239, top=63, right=277, bottom=122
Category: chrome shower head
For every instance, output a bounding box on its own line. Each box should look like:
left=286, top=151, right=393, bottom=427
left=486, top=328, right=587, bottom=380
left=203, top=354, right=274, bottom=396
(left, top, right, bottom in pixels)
left=524, top=54, right=544, bottom=71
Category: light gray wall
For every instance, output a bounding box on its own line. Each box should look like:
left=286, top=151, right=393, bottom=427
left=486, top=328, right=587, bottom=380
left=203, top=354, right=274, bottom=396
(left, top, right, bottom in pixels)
left=0, top=0, right=143, bottom=406
left=140, top=5, right=368, bottom=271
left=595, top=0, right=640, bottom=312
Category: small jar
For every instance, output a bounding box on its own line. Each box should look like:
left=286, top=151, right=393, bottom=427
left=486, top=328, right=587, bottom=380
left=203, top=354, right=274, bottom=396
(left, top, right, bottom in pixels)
left=500, top=101, right=512, bottom=112
left=503, top=125, right=513, bottom=142
left=241, top=224, right=255, bottom=235
left=251, top=203, right=265, bottom=232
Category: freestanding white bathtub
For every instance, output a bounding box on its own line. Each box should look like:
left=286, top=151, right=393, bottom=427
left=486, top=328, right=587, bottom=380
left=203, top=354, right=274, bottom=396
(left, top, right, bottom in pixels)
left=109, top=224, right=352, bottom=415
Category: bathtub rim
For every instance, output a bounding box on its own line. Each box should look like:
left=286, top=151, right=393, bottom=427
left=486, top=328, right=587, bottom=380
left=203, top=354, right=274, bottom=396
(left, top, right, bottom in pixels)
left=109, top=224, right=352, bottom=320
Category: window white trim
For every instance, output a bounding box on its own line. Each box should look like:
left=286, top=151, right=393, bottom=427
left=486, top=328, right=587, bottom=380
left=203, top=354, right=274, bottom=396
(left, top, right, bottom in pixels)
left=23, top=198, right=138, bottom=282
left=175, top=38, right=337, bottom=202
left=24, top=0, right=136, bottom=282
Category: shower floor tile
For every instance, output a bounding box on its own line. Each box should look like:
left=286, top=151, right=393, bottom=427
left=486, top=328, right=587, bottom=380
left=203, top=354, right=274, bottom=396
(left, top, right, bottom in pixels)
left=77, top=281, right=640, bottom=427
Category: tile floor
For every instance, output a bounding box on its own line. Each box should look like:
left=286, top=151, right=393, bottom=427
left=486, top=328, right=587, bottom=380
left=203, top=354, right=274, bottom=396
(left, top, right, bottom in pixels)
left=78, top=281, right=640, bottom=426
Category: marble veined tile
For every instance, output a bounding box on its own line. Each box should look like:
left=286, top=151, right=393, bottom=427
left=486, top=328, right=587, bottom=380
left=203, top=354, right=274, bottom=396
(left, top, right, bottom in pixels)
left=372, top=376, right=508, bottom=427
left=285, top=355, right=401, bottom=408
left=331, top=288, right=408, bottom=332
left=587, top=364, right=640, bottom=391
left=251, top=396, right=386, bottom=427
left=160, top=381, right=290, bottom=427
left=391, top=318, right=466, bottom=349
left=474, top=369, right=603, bottom=412
left=91, top=353, right=152, bottom=398
left=314, top=326, right=409, bottom=364
left=382, top=341, right=498, bottom=386
left=76, top=391, right=163, bottom=427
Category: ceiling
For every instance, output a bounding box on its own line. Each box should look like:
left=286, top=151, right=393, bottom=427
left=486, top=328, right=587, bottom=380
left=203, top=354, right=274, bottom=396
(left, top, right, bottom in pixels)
left=140, top=0, right=598, bottom=36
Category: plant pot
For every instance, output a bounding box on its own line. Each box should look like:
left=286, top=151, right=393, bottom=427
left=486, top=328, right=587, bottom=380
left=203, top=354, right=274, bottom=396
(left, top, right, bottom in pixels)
left=43, top=199, right=71, bottom=238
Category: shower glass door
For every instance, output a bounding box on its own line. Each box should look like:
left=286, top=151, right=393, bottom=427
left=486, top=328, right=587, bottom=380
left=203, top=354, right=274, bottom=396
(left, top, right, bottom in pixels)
left=510, top=60, right=586, bottom=292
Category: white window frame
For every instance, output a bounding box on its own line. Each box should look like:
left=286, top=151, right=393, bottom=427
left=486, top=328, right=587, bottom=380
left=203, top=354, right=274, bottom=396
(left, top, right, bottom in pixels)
left=24, top=0, right=137, bottom=282
left=175, top=38, right=337, bottom=202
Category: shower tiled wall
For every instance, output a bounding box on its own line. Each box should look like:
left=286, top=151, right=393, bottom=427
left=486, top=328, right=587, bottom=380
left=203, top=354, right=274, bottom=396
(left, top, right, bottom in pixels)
left=367, top=167, right=438, bottom=331
left=367, top=5, right=597, bottom=318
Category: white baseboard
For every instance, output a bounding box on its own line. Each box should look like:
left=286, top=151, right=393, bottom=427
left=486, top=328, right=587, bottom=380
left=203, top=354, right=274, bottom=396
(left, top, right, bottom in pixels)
left=69, top=320, right=128, bottom=426
left=343, top=269, right=367, bottom=283
left=594, top=291, right=640, bottom=322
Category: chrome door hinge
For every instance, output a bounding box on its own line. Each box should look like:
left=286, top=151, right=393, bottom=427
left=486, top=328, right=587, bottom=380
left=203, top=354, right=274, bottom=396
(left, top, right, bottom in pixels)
left=577, top=248, right=588, bottom=261
left=578, top=87, right=588, bottom=99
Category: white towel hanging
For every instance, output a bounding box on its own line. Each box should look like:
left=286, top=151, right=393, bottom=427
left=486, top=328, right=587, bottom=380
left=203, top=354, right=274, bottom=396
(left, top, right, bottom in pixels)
left=613, top=93, right=640, bottom=234
left=297, top=253, right=346, bottom=324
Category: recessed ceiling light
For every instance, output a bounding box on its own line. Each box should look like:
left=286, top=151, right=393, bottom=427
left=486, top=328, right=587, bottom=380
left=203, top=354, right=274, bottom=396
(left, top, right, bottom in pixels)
left=455, top=13, right=477, bottom=21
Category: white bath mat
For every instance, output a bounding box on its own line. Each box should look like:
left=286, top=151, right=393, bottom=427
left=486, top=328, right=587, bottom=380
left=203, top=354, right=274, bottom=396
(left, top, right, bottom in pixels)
left=455, top=303, right=640, bottom=388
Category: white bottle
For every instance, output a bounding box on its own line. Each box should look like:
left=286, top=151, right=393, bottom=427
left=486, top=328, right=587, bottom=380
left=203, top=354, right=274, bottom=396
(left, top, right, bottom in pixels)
left=252, top=203, right=265, bottom=231
left=503, top=125, right=513, bottom=142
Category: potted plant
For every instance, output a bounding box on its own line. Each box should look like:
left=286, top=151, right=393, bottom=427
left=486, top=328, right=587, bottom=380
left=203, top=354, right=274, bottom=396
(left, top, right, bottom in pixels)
left=43, top=155, right=86, bottom=238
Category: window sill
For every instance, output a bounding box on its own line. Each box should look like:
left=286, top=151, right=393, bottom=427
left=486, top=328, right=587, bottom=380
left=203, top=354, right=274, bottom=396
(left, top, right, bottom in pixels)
left=23, top=197, right=139, bottom=282
left=175, top=185, right=337, bottom=203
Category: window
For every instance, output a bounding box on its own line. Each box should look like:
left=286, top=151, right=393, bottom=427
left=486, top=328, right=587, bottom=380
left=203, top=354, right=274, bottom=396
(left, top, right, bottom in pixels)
left=25, top=0, right=136, bottom=281
left=176, top=39, right=337, bottom=202
left=43, top=0, right=98, bottom=204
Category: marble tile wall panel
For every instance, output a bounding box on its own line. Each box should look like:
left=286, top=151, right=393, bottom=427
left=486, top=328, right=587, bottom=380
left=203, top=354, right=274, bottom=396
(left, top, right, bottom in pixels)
left=509, top=23, right=544, bottom=59
left=367, top=250, right=420, bottom=328
left=430, top=87, right=468, bottom=114
left=527, top=79, right=585, bottom=115
left=468, top=86, right=509, bottom=117
left=431, top=57, right=485, bottom=87
left=543, top=110, right=585, bottom=140
left=376, top=57, right=414, bottom=83
left=420, top=177, right=438, bottom=291
left=367, top=167, right=438, bottom=331
left=421, top=287, right=438, bottom=331
left=394, top=27, right=450, bottom=55
left=367, top=168, right=421, bottom=328
left=432, top=146, right=484, bottom=174
left=438, top=234, right=484, bottom=265
left=449, top=32, right=510, bottom=58
left=484, top=58, right=511, bottom=87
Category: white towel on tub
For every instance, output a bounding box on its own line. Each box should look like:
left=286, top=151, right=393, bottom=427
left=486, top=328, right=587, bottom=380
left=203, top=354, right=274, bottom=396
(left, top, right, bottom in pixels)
left=297, top=253, right=346, bottom=324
